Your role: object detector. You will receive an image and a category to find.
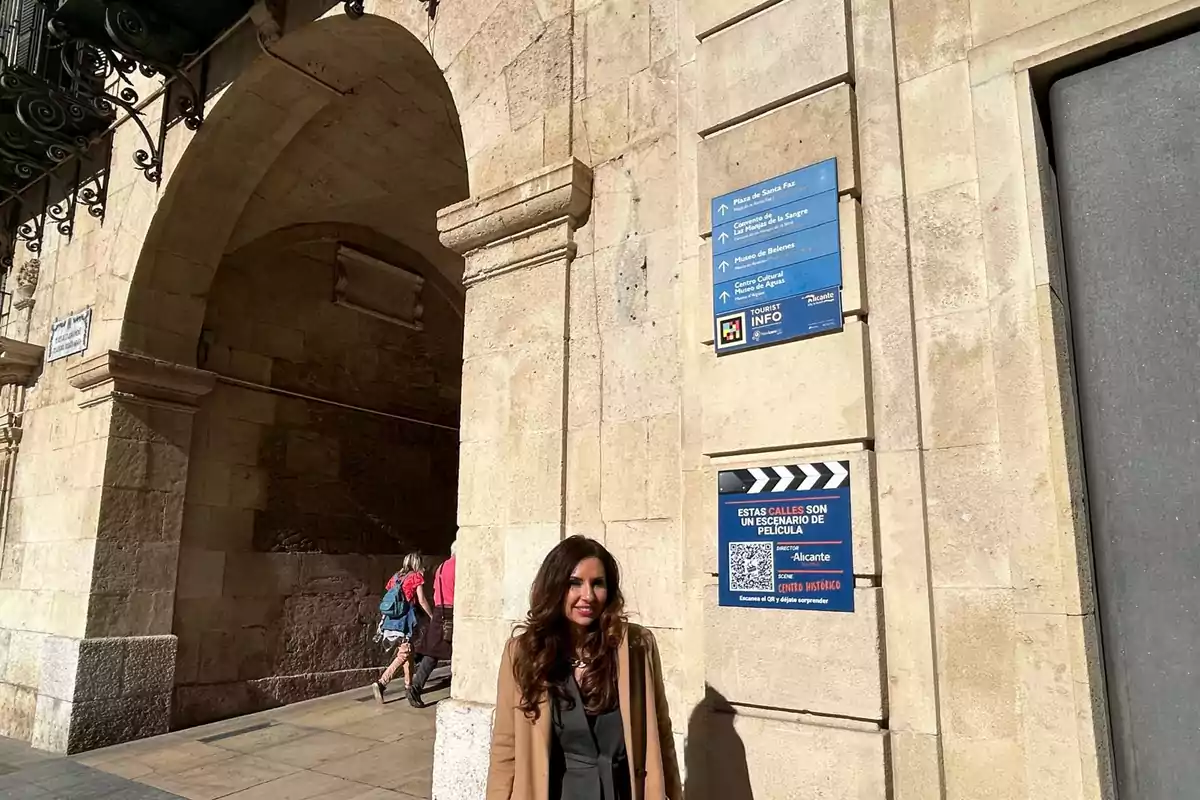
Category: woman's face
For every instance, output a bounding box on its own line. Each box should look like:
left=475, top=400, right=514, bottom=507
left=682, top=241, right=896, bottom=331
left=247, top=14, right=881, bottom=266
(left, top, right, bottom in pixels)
left=563, top=556, right=608, bottom=628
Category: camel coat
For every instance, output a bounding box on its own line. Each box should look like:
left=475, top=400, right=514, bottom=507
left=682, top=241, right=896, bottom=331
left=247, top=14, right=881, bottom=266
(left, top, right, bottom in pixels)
left=486, top=624, right=682, bottom=800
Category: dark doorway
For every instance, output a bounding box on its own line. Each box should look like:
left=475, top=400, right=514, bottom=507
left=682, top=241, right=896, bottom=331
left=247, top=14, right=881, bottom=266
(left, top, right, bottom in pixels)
left=1050, top=29, right=1200, bottom=800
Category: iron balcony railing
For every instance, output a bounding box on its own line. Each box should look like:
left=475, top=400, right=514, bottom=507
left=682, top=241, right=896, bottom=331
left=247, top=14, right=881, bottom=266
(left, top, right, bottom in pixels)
left=0, top=0, right=254, bottom=271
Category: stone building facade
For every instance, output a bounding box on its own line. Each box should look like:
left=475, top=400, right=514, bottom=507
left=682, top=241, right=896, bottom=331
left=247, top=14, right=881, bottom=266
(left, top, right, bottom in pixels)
left=0, top=0, right=1196, bottom=797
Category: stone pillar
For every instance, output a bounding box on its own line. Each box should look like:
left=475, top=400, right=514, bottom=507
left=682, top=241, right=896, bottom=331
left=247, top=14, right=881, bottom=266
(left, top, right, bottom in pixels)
left=430, top=159, right=592, bottom=799
left=0, top=337, right=44, bottom=576
left=27, top=351, right=215, bottom=752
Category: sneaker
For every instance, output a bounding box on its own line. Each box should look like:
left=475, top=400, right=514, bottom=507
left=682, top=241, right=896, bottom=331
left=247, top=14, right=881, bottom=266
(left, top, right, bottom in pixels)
left=372, top=682, right=385, bottom=704
left=406, top=683, right=426, bottom=709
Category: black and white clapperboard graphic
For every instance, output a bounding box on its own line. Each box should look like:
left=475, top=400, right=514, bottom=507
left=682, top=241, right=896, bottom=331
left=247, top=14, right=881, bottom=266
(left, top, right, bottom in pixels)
left=717, top=461, right=854, bottom=612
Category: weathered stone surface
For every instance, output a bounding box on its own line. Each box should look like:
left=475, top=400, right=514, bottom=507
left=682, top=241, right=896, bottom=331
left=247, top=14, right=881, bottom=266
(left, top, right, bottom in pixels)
left=585, top=0, right=652, bottom=95
left=894, top=0, right=971, bottom=81
left=67, top=351, right=216, bottom=410
left=432, top=700, right=493, bottom=800
left=439, top=159, right=592, bottom=260
left=37, top=637, right=80, bottom=703
left=4, top=632, right=43, bottom=688
left=916, top=308, right=999, bottom=449
left=909, top=182, right=987, bottom=322
left=705, top=586, right=885, bottom=719
left=935, top=587, right=1018, bottom=740
left=689, top=707, right=887, bottom=799
left=701, top=321, right=871, bottom=454
left=969, top=0, right=1092, bottom=44
left=0, top=682, right=36, bottom=740
left=697, top=0, right=850, bottom=132
left=926, top=443, right=1011, bottom=588
left=877, top=449, right=939, bottom=736
left=698, top=84, right=858, bottom=232
left=944, top=737, right=1027, bottom=800
left=67, top=692, right=171, bottom=753
left=899, top=62, right=978, bottom=198
left=607, top=520, right=684, bottom=629
left=122, top=635, right=177, bottom=697
left=890, top=730, right=945, bottom=800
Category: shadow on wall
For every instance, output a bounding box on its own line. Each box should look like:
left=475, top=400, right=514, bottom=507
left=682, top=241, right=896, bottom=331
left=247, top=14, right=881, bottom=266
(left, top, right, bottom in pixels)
left=685, top=685, right=754, bottom=800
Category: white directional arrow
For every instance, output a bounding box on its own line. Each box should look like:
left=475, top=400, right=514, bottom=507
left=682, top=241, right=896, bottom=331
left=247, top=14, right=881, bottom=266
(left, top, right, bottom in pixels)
left=771, top=465, right=795, bottom=492
left=798, top=463, right=822, bottom=490
left=719, top=291, right=731, bottom=303
left=825, top=461, right=849, bottom=489
left=718, top=203, right=729, bottom=216
left=719, top=260, right=730, bottom=273
left=748, top=467, right=771, bottom=494
left=718, top=231, right=729, bottom=243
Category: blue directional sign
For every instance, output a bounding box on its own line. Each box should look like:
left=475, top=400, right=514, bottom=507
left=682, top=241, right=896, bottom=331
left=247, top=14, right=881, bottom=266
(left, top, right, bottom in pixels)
left=711, top=158, right=837, bottom=226
left=710, top=158, right=844, bottom=355
left=712, top=190, right=838, bottom=255
left=715, top=253, right=842, bottom=312
left=718, top=461, right=855, bottom=613
left=712, top=220, right=840, bottom=283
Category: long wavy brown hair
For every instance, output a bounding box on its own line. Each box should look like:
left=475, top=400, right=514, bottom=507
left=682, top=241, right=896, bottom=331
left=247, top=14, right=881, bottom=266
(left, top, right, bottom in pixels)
left=511, top=536, right=626, bottom=721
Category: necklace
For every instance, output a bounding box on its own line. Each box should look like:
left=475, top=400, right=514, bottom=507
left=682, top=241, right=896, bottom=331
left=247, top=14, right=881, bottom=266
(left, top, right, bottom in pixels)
left=570, top=656, right=591, bottom=669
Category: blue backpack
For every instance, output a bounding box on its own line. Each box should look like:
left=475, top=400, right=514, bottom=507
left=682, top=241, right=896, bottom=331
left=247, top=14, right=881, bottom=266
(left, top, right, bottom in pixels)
left=379, top=573, right=415, bottom=634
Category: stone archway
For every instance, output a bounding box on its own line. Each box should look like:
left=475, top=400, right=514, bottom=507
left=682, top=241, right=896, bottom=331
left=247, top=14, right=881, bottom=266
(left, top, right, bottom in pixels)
left=41, top=0, right=592, bottom=756
left=128, top=12, right=472, bottom=728
left=121, top=10, right=467, bottom=366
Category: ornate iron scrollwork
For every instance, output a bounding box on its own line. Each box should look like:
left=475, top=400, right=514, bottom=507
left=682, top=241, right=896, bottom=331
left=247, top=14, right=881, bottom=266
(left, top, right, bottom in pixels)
left=345, top=0, right=437, bottom=18
left=13, top=182, right=47, bottom=255
left=45, top=164, right=79, bottom=237
left=0, top=0, right=251, bottom=255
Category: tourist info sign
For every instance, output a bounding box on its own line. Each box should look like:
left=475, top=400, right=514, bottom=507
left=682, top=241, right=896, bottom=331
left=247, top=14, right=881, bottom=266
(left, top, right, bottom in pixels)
left=711, top=159, right=843, bottom=354
left=717, top=461, right=854, bottom=613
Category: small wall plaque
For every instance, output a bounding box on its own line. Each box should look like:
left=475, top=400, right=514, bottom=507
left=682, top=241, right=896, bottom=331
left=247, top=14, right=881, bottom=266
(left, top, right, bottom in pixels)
left=334, top=245, right=426, bottom=331
left=48, top=308, right=92, bottom=363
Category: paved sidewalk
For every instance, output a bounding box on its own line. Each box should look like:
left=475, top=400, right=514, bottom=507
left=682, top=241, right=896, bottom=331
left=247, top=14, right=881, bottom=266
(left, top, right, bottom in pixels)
left=0, top=676, right=447, bottom=800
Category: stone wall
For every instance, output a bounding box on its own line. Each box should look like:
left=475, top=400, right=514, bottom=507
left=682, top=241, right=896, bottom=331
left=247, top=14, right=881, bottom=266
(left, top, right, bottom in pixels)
left=435, top=1, right=1195, bottom=799
left=172, top=239, right=461, bottom=727
left=1, top=0, right=1192, bottom=790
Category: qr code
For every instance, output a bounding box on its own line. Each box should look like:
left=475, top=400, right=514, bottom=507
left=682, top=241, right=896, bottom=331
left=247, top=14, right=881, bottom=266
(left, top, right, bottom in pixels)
left=728, top=542, right=775, bottom=593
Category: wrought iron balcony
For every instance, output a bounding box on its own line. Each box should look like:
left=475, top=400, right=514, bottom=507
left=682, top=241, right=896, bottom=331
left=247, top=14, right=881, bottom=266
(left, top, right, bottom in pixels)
left=0, top=0, right=109, bottom=198
left=0, top=0, right=434, bottom=269
left=0, top=0, right=253, bottom=263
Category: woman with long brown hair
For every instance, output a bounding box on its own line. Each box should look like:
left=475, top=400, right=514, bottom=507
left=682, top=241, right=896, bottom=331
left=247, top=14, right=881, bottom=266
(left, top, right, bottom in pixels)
left=487, top=536, right=681, bottom=800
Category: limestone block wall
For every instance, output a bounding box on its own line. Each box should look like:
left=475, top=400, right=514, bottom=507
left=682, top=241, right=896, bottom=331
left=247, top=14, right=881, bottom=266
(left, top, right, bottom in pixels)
left=0, top=0, right=1184, bottom=784
left=433, top=0, right=1200, bottom=798
left=0, top=0, right=549, bottom=752
left=680, top=1, right=895, bottom=796
left=172, top=240, right=461, bottom=727
left=881, top=1, right=1200, bottom=797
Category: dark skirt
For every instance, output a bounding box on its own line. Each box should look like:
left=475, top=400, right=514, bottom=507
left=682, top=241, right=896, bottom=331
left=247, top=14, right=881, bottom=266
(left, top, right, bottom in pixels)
left=412, top=606, right=452, bottom=661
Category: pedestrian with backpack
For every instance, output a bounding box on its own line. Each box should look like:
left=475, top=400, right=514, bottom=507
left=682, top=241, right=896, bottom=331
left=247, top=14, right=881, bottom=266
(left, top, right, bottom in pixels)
left=371, top=552, right=430, bottom=704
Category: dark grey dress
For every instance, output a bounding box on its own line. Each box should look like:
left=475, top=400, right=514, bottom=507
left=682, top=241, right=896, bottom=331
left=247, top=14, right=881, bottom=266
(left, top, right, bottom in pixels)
left=549, top=675, right=631, bottom=800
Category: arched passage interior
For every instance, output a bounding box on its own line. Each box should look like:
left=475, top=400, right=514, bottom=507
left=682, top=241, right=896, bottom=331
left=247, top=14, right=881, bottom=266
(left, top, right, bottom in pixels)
left=122, top=12, right=469, bottom=727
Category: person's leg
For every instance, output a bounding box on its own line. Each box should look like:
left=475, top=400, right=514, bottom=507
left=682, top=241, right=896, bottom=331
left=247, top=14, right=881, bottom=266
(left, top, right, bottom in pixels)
left=412, top=654, right=439, bottom=690
left=373, top=644, right=407, bottom=703
left=408, top=655, right=440, bottom=708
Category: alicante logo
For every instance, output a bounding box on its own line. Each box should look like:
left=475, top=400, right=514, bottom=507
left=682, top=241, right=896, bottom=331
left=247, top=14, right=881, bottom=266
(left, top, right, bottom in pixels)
left=717, top=312, right=745, bottom=347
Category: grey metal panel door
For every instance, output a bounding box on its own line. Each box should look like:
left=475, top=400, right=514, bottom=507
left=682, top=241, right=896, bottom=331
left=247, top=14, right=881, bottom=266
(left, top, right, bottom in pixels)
left=1050, top=31, right=1200, bottom=800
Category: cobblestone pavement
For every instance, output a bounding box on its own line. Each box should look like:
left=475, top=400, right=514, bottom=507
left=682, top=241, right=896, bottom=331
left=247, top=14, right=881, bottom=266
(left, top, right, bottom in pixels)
left=0, top=676, right=447, bottom=799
